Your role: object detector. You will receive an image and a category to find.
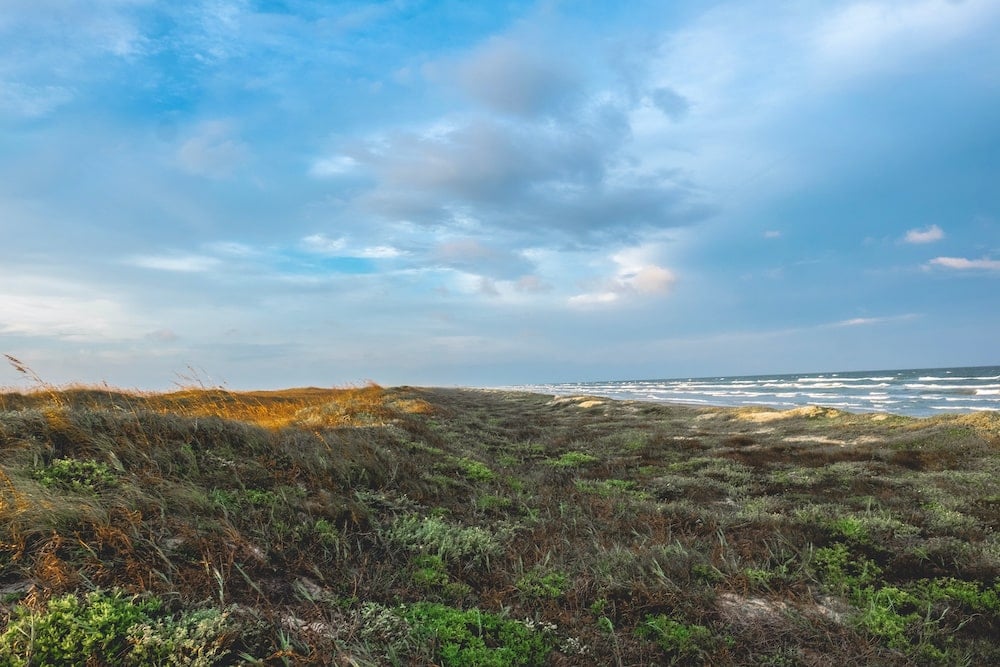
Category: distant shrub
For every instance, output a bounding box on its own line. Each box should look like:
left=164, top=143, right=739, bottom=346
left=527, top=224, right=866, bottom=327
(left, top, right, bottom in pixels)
left=575, top=478, right=650, bottom=500
left=545, top=452, right=598, bottom=467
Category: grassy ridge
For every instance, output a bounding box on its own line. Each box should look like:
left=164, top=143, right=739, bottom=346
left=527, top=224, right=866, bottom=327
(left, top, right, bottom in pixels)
left=0, top=384, right=998, bottom=665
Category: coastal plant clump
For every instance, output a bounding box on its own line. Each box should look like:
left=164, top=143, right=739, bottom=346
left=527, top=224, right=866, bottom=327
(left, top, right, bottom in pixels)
left=0, top=590, right=238, bottom=666
left=0, top=378, right=998, bottom=664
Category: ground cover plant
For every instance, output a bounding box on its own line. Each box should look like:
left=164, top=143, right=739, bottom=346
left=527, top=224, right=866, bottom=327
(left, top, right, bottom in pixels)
left=0, top=371, right=998, bottom=664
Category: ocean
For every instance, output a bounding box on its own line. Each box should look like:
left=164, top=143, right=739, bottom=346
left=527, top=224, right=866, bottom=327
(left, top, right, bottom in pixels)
left=509, top=366, right=1000, bottom=417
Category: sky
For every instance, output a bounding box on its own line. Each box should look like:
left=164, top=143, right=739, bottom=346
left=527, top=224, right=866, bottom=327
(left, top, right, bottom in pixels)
left=1, top=0, right=999, bottom=390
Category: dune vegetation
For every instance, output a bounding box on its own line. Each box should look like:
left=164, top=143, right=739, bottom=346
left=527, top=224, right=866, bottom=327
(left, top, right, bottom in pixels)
left=1, top=370, right=998, bottom=665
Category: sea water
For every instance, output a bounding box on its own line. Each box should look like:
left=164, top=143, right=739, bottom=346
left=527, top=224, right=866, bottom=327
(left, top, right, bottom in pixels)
left=510, top=366, right=1000, bottom=417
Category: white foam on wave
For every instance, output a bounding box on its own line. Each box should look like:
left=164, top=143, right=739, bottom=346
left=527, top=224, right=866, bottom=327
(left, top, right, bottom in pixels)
left=508, top=367, right=1000, bottom=416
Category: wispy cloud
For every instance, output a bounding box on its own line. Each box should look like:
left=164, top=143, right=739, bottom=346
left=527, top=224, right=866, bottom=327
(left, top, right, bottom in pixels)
left=0, top=81, right=74, bottom=119
left=127, top=254, right=222, bottom=273
left=301, top=234, right=406, bottom=260
left=833, top=314, right=918, bottom=327
left=815, top=0, right=1000, bottom=78
left=903, top=224, right=944, bottom=244
left=928, top=256, right=1000, bottom=271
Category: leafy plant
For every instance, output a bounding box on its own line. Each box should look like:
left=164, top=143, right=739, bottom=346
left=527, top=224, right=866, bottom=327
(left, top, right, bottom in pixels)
left=400, top=602, right=554, bottom=666
left=385, top=514, right=503, bottom=565
left=410, top=555, right=472, bottom=598
left=545, top=451, right=598, bottom=467
left=575, top=478, right=650, bottom=500
left=515, top=569, right=569, bottom=599
left=32, top=458, right=117, bottom=493
left=0, top=590, right=159, bottom=666
left=635, top=614, right=715, bottom=663
left=127, top=607, right=237, bottom=666
left=458, top=458, right=495, bottom=482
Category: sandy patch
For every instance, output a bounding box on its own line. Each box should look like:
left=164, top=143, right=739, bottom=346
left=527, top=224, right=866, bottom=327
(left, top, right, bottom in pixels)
left=718, top=592, right=789, bottom=623
left=815, top=596, right=852, bottom=625
left=783, top=434, right=883, bottom=446
left=784, top=435, right=848, bottom=446
left=738, top=405, right=839, bottom=423
left=547, top=396, right=606, bottom=408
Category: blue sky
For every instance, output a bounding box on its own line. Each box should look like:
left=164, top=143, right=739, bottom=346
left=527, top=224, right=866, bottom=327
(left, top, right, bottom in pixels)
left=1, top=0, right=998, bottom=390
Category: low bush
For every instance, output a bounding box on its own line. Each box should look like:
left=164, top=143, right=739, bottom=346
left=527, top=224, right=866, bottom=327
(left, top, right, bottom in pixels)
left=0, top=590, right=238, bottom=666
left=401, top=602, right=554, bottom=667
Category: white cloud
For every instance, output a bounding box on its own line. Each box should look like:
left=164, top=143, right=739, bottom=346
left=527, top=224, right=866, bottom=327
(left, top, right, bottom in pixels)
left=128, top=254, right=222, bottom=272
left=570, top=245, right=677, bottom=307
left=0, top=81, right=74, bottom=118
left=764, top=230, right=782, bottom=239
left=302, top=234, right=347, bottom=254
left=0, top=272, right=141, bottom=340
left=301, top=234, right=405, bottom=259
left=836, top=316, right=897, bottom=327
left=903, top=224, right=943, bottom=244
left=568, top=290, right=620, bottom=306
left=815, top=0, right=1000, bottom=77
left=0, top=294, right=125, bottom=339
left=928, top=256, right=1000, bottom=271
left=356, top=245, right=405, bottom=259
left=628, top=265, right=677, bottom=295
left=309, top=155, right=358, bottom=178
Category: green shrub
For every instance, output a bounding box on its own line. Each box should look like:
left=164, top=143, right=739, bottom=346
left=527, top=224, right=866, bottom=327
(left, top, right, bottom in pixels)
left=475, top=494, right=512, bottom=511
left=209, top=488, right=278, bottom=511
left=0, top=590, right=237, bottom=667
left=385, top=515, right=503, bottom=565
left=411, top=555, right=451, bottom=588
left=0, top=590, right=159, bottom=666
left=545, top=452, right=598, bottom=467
left=916, top=577, right=1000, bottom=614
left=635, top=614, right=715, bottom=662
left=575, top=479, right=650, bottom=500
left=312, top=518, right=340, bottom=547
left=127, top=607, right=236, bottom=666
left=32, top=458, right=117, bottom=493
left=516, top=569, right=569, bottom=599
left=401, top=602, right=554, bottom=666
left=459, top=458, right=495, bottom=482
left=409, top=555, right=472, bottom=598
left=810, top=543, right=882, bottom=594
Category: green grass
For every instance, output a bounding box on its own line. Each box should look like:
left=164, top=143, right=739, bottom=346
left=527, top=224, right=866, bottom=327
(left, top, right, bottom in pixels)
left=0, top=382, right=998, bottom=664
